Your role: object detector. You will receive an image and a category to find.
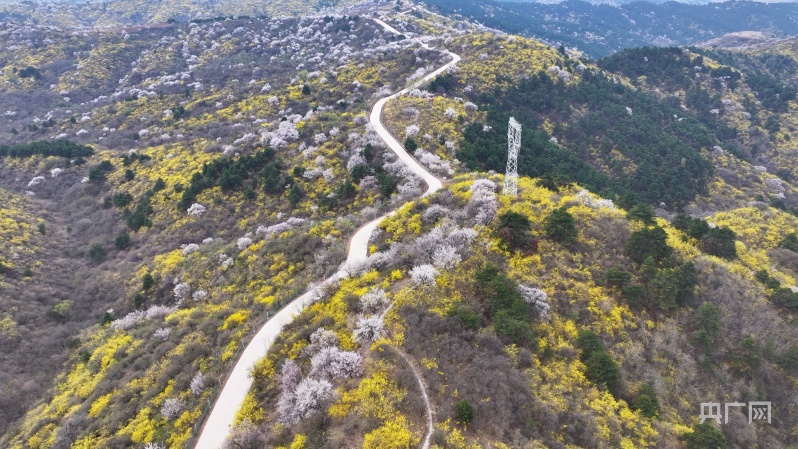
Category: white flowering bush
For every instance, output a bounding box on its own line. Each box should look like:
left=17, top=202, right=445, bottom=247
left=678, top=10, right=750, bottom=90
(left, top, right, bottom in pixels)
left=280, top=359, right=302, bottom=393
left=519, top=285, right=551, bottom=320
left=346, top=153, right=367, bottom=171
left=111, top=310, right=146, bottom=330
left=173, top=282, right=190, bottom=302
left=353, top=315, right=385, bottom=345
left=360, top=288, right=390, bottom=314
left=410, top=264, right=438, bottom=286
left=192, top=290, right=208, bottom=301
left=432, top=243, right=461, bottom=269
left=766, top=178, right=784, bottom=191
left=309, top=347, right=363, bottom=380
left=153, top=327, right=172, bottom=340
left=219, top=254, right=234, bottom=269
left=575, top=189, right=616, bottom=210
left=359, top=175, right=379, bottom=192
left=256, top=217, right=307, bottom=238
left=303, top=327, right=340, bottom=356
left=422, top=204, right=449, bottom=223
left=187, top=203, right=206, bottom=216
left=145, top=304, right=177, bottom=320
left=182, top=243, right=200, bottom=256
left=237, top=237, right=253, bottom=250
left=160, top=398, right=185, bottom=421
left=190, top=372, right=205, bottom=396
left=468, top=179, right=498, bottom=226
left=278, top=378, right=334, bottom=426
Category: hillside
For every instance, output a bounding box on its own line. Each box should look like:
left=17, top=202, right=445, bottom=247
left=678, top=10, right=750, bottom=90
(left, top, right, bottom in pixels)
left=0, top=12, right=448, bottom=446
left=4, top=2, right=798, bottom=449
left=0, top=0, right=375, bottom=28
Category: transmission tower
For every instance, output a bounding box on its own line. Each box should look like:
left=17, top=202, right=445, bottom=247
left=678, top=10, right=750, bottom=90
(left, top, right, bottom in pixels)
left=504, top=117, right=521, bottom=196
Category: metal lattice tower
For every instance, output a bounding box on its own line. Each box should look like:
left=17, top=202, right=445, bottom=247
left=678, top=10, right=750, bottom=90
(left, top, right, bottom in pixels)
left=504, top=117, right=522, bottom=196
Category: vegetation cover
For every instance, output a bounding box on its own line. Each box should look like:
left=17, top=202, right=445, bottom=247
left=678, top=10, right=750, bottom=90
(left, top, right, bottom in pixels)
left=4, top=3, right=798, bottom=449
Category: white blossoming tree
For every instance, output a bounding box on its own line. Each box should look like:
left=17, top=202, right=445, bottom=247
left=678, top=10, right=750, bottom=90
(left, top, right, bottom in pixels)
left=360, top=287, right=389, bottom=314
left=309, top=347, right=363, bottom=380
left=190, top=372, right=205, bottom=396
left=278, top=378, right=335, bottom=426
left=409, top=264, right=438, bottom=286
left=187, top=203, right=206, bottom=216
left=519, top=285, right=551, bottom=320
left=160, top=398, right=185, bottom=421
left=353, top=315, right=385, bottom=345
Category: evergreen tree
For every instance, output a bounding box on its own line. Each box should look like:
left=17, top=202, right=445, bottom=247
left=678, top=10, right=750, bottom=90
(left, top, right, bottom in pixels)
left=455, top=399, right=474, bottom=424
left=544, top=206, right=578, bottom=244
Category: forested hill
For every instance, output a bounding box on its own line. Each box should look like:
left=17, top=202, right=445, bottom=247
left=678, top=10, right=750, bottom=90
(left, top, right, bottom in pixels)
left=0, top=0, right=371, bottom=28
left=421, top=0, right=798, bottom=58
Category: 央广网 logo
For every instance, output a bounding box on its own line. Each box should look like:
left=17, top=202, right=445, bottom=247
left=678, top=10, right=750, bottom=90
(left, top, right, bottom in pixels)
left=699, top=401, right=771, bottom=424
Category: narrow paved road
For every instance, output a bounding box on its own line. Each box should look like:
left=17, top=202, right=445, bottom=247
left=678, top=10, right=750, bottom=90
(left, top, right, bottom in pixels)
left=194, top=18, right=458, bottom=449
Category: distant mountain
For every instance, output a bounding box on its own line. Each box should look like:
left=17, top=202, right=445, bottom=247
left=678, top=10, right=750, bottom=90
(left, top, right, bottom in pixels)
left=422, top=0, right=798, bottom=57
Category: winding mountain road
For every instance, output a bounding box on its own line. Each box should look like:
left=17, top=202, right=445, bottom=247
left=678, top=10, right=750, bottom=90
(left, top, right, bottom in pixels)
left=194, top=18, right=458, bottom=449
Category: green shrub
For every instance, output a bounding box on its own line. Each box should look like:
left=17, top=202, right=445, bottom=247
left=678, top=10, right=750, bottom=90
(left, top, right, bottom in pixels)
left=474, top=265, right=535, bottom=344
left=493, top=309, right=535, bottom=345
left=672, top=213, right=710, bottom=240
left=0, top=139, right=93, bottom=159
left=544, top=206, right=578, bottom=244
left=404, top=137, right=418, bottom=151
left=535, top=174, right=559, bottom=193
left=728, top=336, right=761, bottom=376
left=627, top=204, right=656, bottom=224
left=115, top=232, right=131, bottom=250
left=455, top=399, right=474, bottom=424
left=89, top=244, right=106, bottom=263
left=496, top=210, right=532, bottom=251
left=112, top=192, right=134, bottom=208
left=605, top=266, right=632, bottom=289
left=50, top=300, right=73, bottom=321
left=779, top=233, right=798, bottom=253
left=625, top=225, right=672, bottom=264
left=584, top=350, right=620, bottom=392
left=779, top=345, right=798, bottom=372
left=692, top=302, right=721, bottom=355
left=631, top=384, right=659, bottom=418
left=699, top=227, right=737, bottom=260
left=142, top=273, right=154, bottom=291
left=289, top=185, right=303, bottom=207
left=769, top=288, right=798, bottom=309
left=447, top=303, right=480, bottom=330
left=682, top=423, right=727, bottom=449
left=577, top=329, right=604, bottom=358
left=153, top=178, right=166, bottom=192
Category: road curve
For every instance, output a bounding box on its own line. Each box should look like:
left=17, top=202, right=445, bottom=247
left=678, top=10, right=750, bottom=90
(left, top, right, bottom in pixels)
left=194, top=18, right=458, bottom=449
